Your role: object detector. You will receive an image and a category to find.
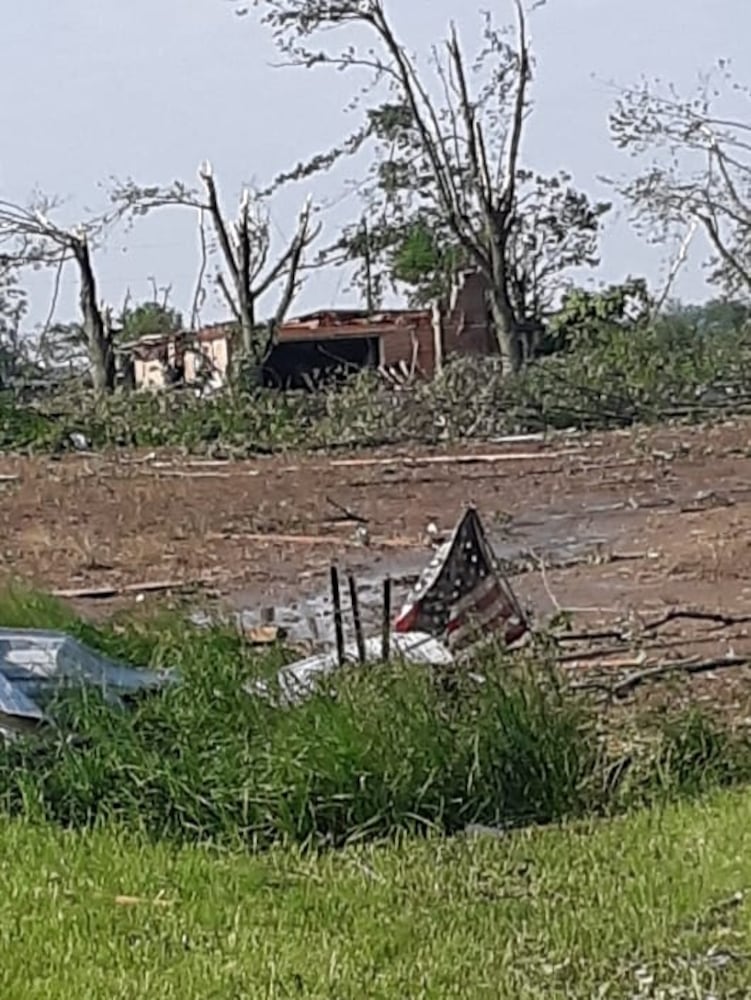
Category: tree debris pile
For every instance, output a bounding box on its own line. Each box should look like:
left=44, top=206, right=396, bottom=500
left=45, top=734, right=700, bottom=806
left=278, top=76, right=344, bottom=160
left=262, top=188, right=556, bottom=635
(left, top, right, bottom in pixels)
left=3, top=314, right=750, bottom=454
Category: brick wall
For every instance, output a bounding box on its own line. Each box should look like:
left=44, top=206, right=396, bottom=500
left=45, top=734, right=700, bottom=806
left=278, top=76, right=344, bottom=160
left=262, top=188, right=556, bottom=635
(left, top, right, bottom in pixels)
left=379, top=315, right=436, bottom=376
left=442, top=270, right=495, bottom=359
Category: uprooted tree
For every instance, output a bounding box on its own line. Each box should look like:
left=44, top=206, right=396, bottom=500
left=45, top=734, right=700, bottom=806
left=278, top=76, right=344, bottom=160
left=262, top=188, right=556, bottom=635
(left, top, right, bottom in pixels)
left=246, top=0, right=608, bottom=372
left=610, top=62, right=751, bottom=300
left=0, top=199, right=117, bottom=392
left=111, top=163, right=319, bottom=375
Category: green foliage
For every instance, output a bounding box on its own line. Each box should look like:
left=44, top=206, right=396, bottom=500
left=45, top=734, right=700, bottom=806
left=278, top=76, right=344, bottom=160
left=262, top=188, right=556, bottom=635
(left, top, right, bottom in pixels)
left=542, top=278, right=652, bottom=355
left=0, top=628, right=600, bottom=848
left=5, top=789, right=751, bottom=997
left=661, top=297, right=751, bottom=337
left=388, top=218, right=461, bottom=305
left=120, top=301, right=183, bottom=342
left=2, top=314, right=751, bottom=456
left=3, top=592, right=751, bottom=853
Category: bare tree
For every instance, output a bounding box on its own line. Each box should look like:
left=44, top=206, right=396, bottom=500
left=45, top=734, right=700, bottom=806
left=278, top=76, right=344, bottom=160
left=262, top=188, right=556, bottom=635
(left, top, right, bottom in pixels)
left=610, top=64, right=751, bottom=299
left=0, top=199, right=116, bottom=391
left=0, top=257, right=28, bottom=385
left=247, top=0, right=550, bottom=373
left=112, top=163, right=319, bottom=370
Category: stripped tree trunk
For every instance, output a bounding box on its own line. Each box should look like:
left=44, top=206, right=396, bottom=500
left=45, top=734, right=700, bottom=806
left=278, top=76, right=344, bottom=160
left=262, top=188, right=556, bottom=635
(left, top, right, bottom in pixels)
left=72, top=234, right=115, bottom=393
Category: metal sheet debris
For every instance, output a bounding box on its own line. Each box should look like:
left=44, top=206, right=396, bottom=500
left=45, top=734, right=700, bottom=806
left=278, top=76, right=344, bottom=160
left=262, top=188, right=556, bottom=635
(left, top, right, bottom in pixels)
left=247, top=631, right=453, bottom=706
left=0, top=628, right=170, bottom=739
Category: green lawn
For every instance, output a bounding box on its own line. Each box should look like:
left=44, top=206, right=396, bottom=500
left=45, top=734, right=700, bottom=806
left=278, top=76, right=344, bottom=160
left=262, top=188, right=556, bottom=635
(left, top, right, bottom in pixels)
left=2, top=792, right=750, bottom=999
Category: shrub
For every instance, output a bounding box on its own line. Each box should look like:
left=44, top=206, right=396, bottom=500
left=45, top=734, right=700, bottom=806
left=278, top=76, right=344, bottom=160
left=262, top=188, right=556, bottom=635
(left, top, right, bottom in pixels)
left=3, top=593, right=751, bottom=850
left=2, top=320, right=751, bottom=456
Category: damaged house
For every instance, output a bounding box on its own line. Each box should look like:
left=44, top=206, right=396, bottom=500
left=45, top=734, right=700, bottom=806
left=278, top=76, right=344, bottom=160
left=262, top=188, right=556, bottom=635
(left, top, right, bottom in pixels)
left=126, top=268, right=497, bottom=391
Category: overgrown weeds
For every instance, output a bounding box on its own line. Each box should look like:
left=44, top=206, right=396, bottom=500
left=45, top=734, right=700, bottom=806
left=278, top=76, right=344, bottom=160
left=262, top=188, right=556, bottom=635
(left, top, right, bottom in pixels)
left=3, top=321, right=751, bottom=455
left=2, top=590, right=751, bottom=849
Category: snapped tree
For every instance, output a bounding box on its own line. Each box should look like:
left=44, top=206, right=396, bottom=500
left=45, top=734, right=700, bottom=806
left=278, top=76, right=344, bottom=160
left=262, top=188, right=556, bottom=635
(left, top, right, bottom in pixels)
left=0, top=199, right=116, bottom=392
left=0, top=258, right=28, bottom=386
left=610, top=62, right=751, bottom=300
left=111, top=163, right=319, bottom=373
left=246, top=0, right=608, bottom=372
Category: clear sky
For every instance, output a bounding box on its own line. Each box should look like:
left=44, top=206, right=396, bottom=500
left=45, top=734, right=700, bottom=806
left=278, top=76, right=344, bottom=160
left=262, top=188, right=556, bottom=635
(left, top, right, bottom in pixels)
left=1, top=0, right=747, bottom=329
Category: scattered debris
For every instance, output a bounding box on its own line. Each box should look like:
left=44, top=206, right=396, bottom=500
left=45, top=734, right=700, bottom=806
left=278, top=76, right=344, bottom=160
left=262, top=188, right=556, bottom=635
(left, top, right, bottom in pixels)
left=242, top=625, right=285, bottom=646
left=328, top=449, right=582, bottom=470
left=52, top=576, right=214, bottom=601
left=68, top=432, right=91, bottom=452
left=463, top=823, right=508, bottom=840
left=250, top=507, right=528, bottom=705
left=0, top=629, right=171, bottom=739
left=114, top=894, right=173, bottom=908
left=247, top=630, right=454, bottom=706
left=354, top=524, right=371, bottom=546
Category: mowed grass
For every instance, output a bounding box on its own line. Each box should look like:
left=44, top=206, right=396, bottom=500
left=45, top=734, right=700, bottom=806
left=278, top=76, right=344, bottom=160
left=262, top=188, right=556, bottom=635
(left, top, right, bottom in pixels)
left=2, top=790, right=751, bottom=999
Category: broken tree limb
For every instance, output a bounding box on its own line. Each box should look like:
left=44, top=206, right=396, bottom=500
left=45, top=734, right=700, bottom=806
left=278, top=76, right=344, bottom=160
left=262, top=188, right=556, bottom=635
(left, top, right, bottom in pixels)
left=642, top=608, right=751, bottom=633
left=557, top=632, right=748, bottom=664
left=572, top=656, right=751, bottom=696
left=554, top=629, right=627, bottom=644
left=611, top=655, right=751, bottom=696
left=326, top=496, right=369, bottom=524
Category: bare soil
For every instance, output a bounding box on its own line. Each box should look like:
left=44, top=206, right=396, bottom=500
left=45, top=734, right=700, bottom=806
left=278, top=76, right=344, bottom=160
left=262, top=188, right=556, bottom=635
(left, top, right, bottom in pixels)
left=3, top=418, right=751, bottom=711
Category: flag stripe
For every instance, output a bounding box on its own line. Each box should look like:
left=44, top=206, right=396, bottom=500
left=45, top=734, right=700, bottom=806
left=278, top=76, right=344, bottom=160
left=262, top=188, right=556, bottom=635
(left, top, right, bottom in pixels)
left=392, top=507, right=526, bottom=649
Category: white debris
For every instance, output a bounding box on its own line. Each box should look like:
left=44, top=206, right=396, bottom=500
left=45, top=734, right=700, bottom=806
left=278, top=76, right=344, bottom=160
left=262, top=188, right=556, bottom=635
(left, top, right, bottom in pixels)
left=247, top=631, right=453, bottom=706
left=69, top=432, right=90, bottom=451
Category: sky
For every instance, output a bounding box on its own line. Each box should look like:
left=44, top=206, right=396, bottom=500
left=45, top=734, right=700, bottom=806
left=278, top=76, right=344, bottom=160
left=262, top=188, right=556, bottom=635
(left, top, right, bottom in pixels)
left=1, top=0, right=748, bottom=330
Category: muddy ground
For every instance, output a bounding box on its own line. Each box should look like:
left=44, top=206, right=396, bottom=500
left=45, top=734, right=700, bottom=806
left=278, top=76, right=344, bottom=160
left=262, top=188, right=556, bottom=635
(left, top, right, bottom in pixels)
left=3, top=418, right=751, bottom=711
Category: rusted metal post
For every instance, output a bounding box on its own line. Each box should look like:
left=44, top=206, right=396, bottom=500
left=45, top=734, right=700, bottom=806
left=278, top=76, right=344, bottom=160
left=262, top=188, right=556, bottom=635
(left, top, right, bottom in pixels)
left=381, top=576, right=392, bottom=662
left=347, top=572, right=366, bottom=664
left=330, top=564, right=345, bottom=666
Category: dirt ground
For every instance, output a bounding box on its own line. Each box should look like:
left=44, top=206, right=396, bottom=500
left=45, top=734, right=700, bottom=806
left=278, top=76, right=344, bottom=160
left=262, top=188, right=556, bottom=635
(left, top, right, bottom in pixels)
left=3, top=418, right=751, bottom=710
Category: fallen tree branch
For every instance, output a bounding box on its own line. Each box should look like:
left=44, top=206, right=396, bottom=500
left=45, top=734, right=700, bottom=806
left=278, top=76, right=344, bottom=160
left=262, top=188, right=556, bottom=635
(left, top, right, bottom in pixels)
left=572, top=655, right=751, bottom=697
left=558, top=631, right=747, bottom=665
left=325, top=495, right=369, bottom=524
left=612, top=655, right=751, bottom=696
left=642, top=608, right=751, bottom=633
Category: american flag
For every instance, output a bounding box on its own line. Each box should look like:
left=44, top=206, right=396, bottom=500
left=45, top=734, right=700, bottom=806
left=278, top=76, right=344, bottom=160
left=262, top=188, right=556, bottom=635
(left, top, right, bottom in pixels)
left=394, top=506, right=527, bottom=649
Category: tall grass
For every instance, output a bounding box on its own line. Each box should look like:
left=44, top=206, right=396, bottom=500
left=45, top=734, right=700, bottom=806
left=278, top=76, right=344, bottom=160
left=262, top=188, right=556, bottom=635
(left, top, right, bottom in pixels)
left=2, top=589, right=751, bottom=849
